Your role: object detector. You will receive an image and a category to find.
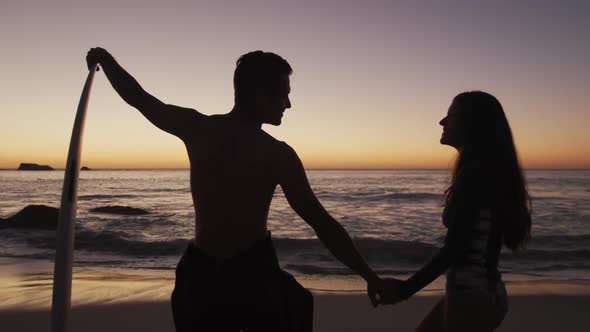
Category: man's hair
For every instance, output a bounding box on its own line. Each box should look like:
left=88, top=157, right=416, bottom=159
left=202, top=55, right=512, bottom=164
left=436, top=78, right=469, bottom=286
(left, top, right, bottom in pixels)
left=233, top=51, right=292, bottom=105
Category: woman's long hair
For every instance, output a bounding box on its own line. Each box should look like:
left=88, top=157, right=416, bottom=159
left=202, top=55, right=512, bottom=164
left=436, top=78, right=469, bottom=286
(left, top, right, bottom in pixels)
left=444, top=91, right=531, bottom=251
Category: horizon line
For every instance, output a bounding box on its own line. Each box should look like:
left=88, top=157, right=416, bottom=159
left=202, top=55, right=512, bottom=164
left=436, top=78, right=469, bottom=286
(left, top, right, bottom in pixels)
left=1, top=167, right=589, bottom=171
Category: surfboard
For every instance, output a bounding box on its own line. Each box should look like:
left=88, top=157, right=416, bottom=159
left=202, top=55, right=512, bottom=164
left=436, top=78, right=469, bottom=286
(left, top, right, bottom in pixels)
left=50, top=64, right=98, bottom=332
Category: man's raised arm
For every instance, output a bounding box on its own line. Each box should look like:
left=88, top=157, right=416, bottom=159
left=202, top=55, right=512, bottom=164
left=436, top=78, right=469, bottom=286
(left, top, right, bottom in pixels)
left=86, top=47, right=204, bottom=140
left=278, top=144, right=384, bottom=306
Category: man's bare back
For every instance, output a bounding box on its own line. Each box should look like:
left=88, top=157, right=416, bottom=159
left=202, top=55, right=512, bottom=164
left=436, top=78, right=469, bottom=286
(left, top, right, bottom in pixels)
left=186, top=113, right=291, bottom=257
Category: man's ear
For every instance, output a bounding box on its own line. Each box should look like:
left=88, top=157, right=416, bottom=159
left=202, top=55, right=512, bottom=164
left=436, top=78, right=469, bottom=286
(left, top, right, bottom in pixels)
left=254, top=86, right=270, bottom=105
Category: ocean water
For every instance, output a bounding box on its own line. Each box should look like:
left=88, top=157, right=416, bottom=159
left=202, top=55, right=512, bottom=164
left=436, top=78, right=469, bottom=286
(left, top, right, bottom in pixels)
left=0, top=169, right=589, bottom=282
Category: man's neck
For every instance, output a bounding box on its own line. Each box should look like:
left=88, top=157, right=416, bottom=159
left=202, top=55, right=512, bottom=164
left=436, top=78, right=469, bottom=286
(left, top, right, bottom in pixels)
left=228, top=106, right=263, bottom=129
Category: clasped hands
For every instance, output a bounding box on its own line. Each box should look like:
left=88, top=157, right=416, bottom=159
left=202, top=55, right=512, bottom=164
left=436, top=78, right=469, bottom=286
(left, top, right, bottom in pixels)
left=367, top=277, right=406, bottom=307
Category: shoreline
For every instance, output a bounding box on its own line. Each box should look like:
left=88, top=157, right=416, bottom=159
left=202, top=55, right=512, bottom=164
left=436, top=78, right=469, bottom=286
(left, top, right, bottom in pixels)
left=1, top=257, right=590, bottom=331
left=2, top=257, right=590, bottom=310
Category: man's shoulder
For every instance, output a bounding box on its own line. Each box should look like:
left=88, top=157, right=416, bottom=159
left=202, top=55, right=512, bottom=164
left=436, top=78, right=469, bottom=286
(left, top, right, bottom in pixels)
left=260, top=133, right=296, bottom=157
left=186, top=113, right=232, bottom=135
left=258, top=130, right=286, bottom=147
left=273, top=141, right=300, bottom=169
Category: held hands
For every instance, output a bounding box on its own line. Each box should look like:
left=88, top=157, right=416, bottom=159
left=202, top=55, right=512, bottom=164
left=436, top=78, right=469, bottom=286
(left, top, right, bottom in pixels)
left=378, top=278, right=405, bottom=305
left=366, top=276, right=386, bottom=307
left=86, top=47, right=113, bottom=71
left=367, top=277, right=406, bottom=307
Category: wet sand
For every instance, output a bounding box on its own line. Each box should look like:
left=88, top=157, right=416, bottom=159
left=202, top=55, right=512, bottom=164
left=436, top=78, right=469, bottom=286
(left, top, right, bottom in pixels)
left=1, top=258, right=589, bottom=331
left=1, top=294, right=590, bottom=332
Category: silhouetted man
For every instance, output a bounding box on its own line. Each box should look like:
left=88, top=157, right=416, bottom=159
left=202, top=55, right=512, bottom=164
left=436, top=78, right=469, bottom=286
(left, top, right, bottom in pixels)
left=86, top=48, right=382, bottom=332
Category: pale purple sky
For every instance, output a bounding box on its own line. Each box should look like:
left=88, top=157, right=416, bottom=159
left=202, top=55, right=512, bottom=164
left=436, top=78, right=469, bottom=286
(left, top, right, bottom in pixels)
left=1, top=0, right=588, bottom=168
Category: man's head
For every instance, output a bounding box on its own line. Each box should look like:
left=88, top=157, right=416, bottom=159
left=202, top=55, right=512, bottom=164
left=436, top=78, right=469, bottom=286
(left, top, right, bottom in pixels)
left=233, top=51, right=292, bottom=125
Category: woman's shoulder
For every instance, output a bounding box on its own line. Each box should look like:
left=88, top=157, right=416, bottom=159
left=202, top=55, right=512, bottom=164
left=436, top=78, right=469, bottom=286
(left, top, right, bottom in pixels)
left=444, top=162, right=494, bottom=226
left=456, top=161, right=485, bottom=181
left=455, top=161, right=494, bottom=197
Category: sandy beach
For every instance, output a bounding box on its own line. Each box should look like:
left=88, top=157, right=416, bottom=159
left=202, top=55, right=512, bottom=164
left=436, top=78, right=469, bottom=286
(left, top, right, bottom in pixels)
left=1, top=258, right=589, bottom=332
left=1, top=294, right=589, bottom=331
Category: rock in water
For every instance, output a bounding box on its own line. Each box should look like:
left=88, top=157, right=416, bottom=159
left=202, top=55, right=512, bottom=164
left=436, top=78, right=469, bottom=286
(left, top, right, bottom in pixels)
left=0, top=205, right=59, bottom=229
left=89, top=205, right=150, bottom=215
left=17, top=163, right=54, bottom=171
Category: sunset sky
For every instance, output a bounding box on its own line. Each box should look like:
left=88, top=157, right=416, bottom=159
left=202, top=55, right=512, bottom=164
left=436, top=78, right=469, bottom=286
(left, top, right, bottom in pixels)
left=1, top=0, right=588, bottom=169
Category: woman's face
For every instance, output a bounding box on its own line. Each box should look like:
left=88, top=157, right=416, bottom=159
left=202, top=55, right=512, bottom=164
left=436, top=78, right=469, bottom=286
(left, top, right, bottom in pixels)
left=439, top=101, right=464, bottom=149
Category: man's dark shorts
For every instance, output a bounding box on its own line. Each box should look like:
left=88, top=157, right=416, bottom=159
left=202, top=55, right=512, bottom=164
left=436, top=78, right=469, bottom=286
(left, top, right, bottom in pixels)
left=171, top=236, right=313, bottom=332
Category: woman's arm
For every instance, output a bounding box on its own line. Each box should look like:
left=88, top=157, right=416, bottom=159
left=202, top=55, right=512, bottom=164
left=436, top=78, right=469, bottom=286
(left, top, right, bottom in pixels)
left=397, top=166, right=482, bottom=301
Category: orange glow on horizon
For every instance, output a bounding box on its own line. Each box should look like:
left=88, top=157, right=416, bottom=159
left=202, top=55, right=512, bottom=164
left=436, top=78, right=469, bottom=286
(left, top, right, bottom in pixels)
left=1, top=147, right=588, bottom=170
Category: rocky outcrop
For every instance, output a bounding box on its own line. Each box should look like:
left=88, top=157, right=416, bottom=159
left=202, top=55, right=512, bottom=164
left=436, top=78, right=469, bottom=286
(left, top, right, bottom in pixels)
left=89, top=205, right=150, bottom=215
left=18, top=163, right=54, bottom=171
left=81, top=166, right=92, bottom=171
left=0, top=205, right=59, bottom=229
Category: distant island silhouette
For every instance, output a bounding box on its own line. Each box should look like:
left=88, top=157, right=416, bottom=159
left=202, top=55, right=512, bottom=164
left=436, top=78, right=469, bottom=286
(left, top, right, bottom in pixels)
left=18, top=163, right=54, bottom=171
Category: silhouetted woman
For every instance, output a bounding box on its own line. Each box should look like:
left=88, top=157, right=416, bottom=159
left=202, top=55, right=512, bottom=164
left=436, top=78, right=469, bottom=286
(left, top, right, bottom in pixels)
left=383, top=91, right=532, bottom=331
